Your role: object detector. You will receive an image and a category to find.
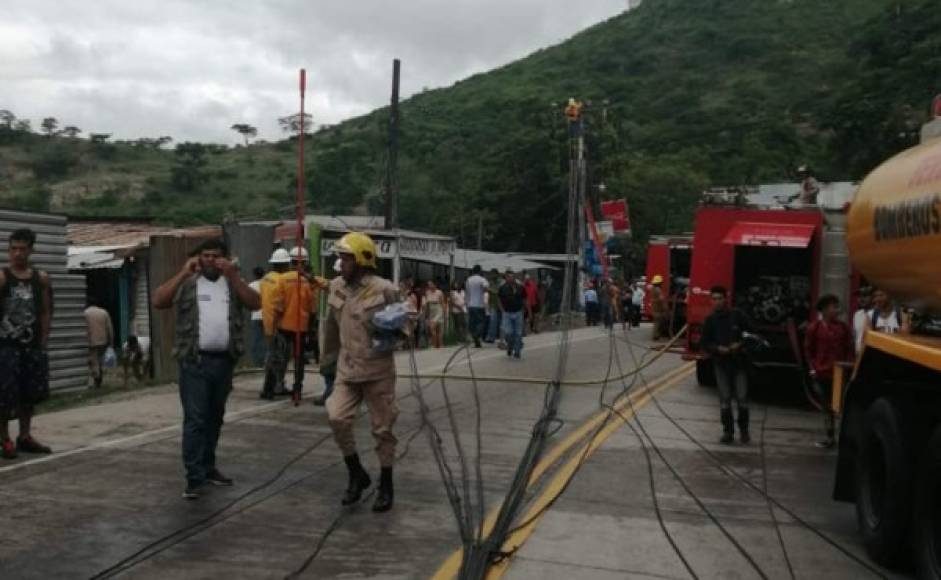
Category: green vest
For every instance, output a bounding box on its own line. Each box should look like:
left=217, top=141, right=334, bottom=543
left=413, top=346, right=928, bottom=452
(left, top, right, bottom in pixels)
left=172, top=276, right=246, bottom=362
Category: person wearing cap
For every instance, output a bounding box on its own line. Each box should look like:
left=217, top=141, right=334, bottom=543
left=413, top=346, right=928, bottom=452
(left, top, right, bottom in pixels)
left=272, top=246, right=324, bottom=400
left=322, top=232, right=400, bottom=512
left=797, top=165, right=820, bottom=205
left=650, top=275, right=667, bottom=340
left=259, top=248, right=291, bottom=400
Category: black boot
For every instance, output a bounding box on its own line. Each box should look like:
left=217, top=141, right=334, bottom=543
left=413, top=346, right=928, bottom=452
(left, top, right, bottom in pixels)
left=341, top=454, right=371, bottom=506
left=738, top=407, right=751, bottom=444
left=372, top=466, right=394, bottom=513
left=720, top=409, right=734, bottom=444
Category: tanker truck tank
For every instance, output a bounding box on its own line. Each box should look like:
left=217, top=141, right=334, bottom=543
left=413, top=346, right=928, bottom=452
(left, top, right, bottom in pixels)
left=847, top=135, right=941, bottom=314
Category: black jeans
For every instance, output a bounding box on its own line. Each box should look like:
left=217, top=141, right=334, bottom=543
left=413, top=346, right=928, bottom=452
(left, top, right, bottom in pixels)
left=179, top=353, right=233, bottom=485
left=468, top=307, right=486, bottom=343
left=279, top=330, right=307, bottom=394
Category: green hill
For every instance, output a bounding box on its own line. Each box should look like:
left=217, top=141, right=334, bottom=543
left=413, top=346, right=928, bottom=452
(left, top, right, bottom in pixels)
left=1, top=0, right=938, bottom=263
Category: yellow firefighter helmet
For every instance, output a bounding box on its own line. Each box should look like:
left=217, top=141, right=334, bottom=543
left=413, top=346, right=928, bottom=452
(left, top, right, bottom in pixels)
left=334, top=232, right=378, bottom=268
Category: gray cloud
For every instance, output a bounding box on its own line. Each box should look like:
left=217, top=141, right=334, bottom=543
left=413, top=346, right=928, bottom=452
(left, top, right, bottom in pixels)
left=2, top=0, right=626, bottom=144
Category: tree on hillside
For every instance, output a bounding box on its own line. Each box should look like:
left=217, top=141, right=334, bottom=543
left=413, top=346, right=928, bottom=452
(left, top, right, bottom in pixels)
left=89, top=133, right=116, bottom=160
left=171, top=142, right=209, bottom=192
left=278, top=113, right=313, bottom=135
left=13, top=119, right=31, bottom=132
left=132, top=136, right=173, bottom=149
left=40, top=117, right=58, bottom=137
left=0, top=110, right=15, bottom=129
left=60, top=126, right=82, bottom=138
left=230, top=123, right=258, bottom=145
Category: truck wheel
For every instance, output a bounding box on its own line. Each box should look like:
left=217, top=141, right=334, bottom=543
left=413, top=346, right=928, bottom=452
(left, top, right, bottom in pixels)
left=696, top=359, right=715, bottom=387
left=855, top=397, right=912, bottom=567
left=914, top=426, right=941, bottom=579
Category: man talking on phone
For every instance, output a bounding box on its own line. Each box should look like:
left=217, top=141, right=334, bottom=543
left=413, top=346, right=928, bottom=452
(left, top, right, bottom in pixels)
left=152, top=239, right=260, bottom=499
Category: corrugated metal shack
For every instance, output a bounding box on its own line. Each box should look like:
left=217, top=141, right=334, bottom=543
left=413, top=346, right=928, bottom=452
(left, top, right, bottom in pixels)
left=1, top=209, right=87, bottom=391
left=67, top=220, right=221, bottom=384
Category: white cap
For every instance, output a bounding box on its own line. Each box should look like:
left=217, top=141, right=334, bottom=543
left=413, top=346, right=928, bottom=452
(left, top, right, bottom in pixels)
left=269, top=248, right=290, bottom=264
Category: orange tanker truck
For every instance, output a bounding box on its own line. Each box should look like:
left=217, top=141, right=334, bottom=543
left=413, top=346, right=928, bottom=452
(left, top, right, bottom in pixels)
left=833, top=111, right=941, bottom=578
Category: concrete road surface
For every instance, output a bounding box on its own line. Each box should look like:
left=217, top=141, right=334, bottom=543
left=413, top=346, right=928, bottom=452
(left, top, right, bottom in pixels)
left=0, top=326, right=906, bottom=579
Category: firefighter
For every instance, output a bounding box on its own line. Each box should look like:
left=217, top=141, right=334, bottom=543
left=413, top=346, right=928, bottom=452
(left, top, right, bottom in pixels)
left=322, top=232, right=400, bottom=512
left=650, top=275, right=667, bottom=340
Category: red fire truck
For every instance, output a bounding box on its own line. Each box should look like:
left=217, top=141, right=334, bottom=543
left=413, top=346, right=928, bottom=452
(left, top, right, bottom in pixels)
left=644, top=235, right=692, bottom=331
left=682, top=191, right=857, bottom=386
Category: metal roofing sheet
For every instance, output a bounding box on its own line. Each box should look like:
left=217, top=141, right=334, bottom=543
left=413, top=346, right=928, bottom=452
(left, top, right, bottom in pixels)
left=67, top=221, right=221, bottom=248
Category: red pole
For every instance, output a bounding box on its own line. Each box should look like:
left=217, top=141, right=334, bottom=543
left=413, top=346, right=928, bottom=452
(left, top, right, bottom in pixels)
left=293, top=68, right=306, bottom=406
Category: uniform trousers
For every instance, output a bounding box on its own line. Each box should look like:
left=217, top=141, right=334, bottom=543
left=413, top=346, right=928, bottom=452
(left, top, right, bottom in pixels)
left=326, top=375, right=399, bottom=466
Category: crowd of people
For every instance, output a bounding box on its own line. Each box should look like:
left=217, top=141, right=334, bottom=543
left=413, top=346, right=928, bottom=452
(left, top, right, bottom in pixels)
left=5, top=224, right=920, bottom=514
left=701, top=283, right=911, bottom=448
left=400, top=266, right=556, bottom=358
left=583, top=276, right=661, bottom=337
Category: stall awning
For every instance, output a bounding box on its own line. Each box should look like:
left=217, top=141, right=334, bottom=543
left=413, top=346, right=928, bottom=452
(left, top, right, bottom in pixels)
left=722, top=222, right=815, bottom=248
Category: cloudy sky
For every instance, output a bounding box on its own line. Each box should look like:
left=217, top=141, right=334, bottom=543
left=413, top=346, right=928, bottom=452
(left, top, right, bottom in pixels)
left=2, top=1, right=628, bottom=144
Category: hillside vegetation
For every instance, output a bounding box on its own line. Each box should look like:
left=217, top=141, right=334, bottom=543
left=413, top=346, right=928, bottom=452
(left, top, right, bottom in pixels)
left=1, top=0, right=938, bottom=265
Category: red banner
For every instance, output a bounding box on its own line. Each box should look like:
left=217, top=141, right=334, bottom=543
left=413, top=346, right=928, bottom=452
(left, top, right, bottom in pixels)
left=600, top=199, right=630, bottom=232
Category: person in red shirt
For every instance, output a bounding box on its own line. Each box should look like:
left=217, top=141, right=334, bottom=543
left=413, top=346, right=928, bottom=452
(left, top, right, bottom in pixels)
left=804, top=294, right=854, bottom=448
left=523, top=274, right=539, bottom=334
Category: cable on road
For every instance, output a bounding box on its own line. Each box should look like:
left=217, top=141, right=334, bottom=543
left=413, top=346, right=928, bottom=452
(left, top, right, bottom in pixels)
left=759, top=408, right=797, bottom=580
left=87, top=368, right=453, bottom=580
left=617, top=332, right=889, bottom=580
left=282, top=417, right=430, bottom=579
left=613, top=335, right=771, bottom=580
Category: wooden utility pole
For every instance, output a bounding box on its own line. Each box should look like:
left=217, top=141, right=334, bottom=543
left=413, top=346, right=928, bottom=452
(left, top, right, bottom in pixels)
left=385, top=59, right=401, bottom=229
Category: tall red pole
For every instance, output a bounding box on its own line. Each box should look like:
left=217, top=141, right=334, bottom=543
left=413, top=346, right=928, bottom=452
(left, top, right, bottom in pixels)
left=293, top=68, right=306, bottom=406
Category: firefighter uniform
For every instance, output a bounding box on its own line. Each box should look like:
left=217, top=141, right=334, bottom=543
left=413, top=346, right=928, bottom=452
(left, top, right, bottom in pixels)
left=322, top=273, right=400, bottom=467
left=650, top=277, right=667, bottom=340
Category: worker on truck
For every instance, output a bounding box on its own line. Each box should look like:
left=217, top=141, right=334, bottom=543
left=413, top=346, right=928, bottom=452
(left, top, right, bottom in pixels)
left=700, top=285, right=752, bottom=444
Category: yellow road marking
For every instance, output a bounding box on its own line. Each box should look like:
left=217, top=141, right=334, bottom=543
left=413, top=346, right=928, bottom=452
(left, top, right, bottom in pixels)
left=431, top=362, right=694, bottom=579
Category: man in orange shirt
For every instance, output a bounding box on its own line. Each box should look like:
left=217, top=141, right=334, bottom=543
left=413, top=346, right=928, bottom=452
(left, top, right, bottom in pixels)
left=273, top=246, right=325, bottom=398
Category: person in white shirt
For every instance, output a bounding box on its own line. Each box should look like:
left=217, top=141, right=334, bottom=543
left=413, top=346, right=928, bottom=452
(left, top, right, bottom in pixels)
left=465, top=265, right=490, bottom=348
left=631, top=283, right=645, bottom=327
left=152, top=239, right=260, bottom=500
left=248, top=267, right=266, bottom=367
left=450, top=281, right=467, bottom=343
left=852, top=287, right=872, bottom=353
left=865, top=288, right=910, bottom=338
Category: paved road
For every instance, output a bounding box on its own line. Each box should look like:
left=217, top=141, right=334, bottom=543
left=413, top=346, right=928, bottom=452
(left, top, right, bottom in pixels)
left=0, top=326, right=905, bottom=579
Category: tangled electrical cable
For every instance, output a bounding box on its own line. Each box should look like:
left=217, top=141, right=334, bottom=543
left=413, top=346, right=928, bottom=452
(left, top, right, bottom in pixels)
left=87, top=367, right=456, bottom=580
left=615, top=331, right=889, bottom=579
